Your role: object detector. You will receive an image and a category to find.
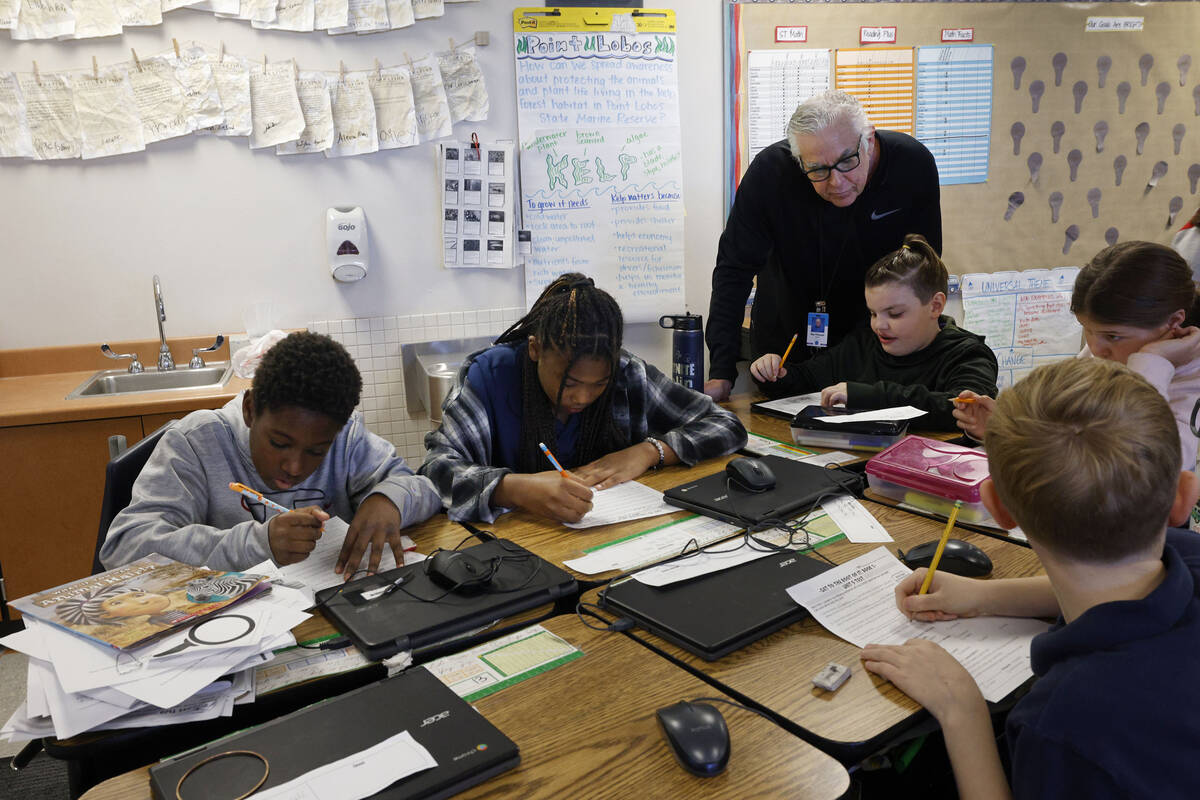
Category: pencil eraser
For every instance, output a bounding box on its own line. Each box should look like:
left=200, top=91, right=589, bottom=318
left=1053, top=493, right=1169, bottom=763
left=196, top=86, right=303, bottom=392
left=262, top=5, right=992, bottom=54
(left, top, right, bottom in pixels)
left=812, top=662, right=851, bottom=692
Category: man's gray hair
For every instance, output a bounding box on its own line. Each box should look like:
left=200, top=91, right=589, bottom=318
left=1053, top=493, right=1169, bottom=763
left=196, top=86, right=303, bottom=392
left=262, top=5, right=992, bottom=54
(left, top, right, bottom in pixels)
left=786, top=90, right=871, bottom=163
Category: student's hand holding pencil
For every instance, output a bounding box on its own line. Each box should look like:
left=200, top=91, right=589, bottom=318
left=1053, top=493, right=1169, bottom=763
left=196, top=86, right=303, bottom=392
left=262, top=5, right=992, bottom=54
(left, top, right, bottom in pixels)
left=750, top=353, right=787, bottom=383
left=494, top=472, right=594, bottom=524
left=951, top=391, right=996, bottom=441
left=893, top=569, right=986, bottom=622
left=267, top=506, right=329, bottom=566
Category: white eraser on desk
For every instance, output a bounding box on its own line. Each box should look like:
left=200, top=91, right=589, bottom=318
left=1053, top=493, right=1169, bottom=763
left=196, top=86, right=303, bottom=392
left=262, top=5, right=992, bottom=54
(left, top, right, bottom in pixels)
left=813, top=662, right=851, bottom=692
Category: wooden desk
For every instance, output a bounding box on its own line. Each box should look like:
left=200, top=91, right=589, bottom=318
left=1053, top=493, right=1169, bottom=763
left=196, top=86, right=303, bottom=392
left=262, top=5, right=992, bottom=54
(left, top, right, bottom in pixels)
left=588, top=500, right=1044, bottom=763
left=82, top=616, right=850, bottom=800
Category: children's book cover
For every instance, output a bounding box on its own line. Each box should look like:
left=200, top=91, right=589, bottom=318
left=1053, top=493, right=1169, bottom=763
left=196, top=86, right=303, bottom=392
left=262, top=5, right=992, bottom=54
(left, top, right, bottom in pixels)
left=9, top=554, right=268, bottom=650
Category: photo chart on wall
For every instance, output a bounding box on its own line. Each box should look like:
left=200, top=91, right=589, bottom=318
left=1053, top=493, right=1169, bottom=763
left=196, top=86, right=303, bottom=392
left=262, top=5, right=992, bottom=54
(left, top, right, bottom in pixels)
left=512, top=8, right=684, bottom=322
left=439, top=140, right=517, bottom=268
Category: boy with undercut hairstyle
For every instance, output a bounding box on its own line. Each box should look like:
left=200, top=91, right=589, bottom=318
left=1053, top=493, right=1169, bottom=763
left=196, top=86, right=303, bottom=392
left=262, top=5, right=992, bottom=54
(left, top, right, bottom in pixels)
left=861, top=358, right=1200, bottom=799
left=102, top=331, right=440, bottom=578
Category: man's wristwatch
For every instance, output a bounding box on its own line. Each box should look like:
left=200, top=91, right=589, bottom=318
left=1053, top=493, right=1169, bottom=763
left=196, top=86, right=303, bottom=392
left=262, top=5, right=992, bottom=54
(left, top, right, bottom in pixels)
left=644, top=436, right=665, bottom=470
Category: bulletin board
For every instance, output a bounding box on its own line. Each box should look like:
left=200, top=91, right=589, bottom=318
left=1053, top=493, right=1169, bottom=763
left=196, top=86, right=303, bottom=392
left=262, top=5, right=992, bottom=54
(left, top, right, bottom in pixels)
left=729, top=1, right=1200, bottom=273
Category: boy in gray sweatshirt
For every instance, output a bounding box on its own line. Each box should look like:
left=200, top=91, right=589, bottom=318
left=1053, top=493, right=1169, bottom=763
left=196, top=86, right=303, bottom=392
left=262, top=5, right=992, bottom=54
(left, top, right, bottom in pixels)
left=101, top=332, right=440, bottom=578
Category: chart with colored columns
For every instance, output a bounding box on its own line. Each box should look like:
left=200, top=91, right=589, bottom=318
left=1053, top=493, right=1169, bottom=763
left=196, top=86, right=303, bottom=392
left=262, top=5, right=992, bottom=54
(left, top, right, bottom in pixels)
left=835, top=47, right=915, bottom=135
left=915, top=44, right=994, bottom=185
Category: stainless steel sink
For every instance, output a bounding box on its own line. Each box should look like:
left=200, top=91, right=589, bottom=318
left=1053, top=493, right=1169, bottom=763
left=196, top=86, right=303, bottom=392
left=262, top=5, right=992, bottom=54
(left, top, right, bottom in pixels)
left=67, top=363, right=234, bottom=399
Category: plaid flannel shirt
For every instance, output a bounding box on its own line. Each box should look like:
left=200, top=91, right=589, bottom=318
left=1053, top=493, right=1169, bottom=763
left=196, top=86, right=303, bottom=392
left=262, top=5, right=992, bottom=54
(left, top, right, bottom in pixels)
left=419, top=346, right=748, bottom=522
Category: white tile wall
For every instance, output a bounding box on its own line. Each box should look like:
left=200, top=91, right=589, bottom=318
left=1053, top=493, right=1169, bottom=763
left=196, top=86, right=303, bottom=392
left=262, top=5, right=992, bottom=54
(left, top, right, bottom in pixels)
left=308, top=307, right=525, bottom=463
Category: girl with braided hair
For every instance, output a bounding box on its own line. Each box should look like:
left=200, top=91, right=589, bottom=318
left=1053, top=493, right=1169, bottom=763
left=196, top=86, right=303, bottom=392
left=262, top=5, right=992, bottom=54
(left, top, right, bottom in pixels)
left=420, top=274, right=747, bottom=523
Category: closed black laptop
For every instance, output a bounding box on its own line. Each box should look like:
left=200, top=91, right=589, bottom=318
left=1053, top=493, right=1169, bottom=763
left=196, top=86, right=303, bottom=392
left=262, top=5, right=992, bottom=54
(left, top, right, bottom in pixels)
left=316, top=538, right=577, bottom=661
left=662, top=454, right=858, bottom=526
left=602, top=548, right=833, bottom=661
left=150, top=667, right=519, bottom=800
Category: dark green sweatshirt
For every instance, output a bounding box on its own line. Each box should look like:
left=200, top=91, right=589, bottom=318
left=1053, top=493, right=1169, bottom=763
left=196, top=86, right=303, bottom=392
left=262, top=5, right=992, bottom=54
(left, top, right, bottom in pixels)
left=755, top=316, right=998, bottom=431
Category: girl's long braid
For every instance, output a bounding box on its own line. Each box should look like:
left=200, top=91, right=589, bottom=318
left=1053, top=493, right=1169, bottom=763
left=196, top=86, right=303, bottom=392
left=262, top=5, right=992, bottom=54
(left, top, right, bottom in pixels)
left=496, top=274, right=624, bottom=472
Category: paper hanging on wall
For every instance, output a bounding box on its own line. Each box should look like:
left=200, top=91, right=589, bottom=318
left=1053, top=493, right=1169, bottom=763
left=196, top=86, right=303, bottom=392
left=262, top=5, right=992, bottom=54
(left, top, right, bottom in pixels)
left=0, top=73, right=34, bottom=158
left=439, top=141, right=516, bottom=269
left=69, top=0, right=123, bottom=39
left=125, top=55, right=196, bottom=144
left=835, top=47, right=915, bottom=134
left=915, top=44, right=993, bottom=185
left=412, top=0, right=442, bottom=19
left=329, top=0, right=388, bottom=34
left=198, top=52, right=252, bottom=137
left=171, top=44, right=225, bottom=131
left=961, top=267, right=1081, bottom=388
left=72, top=71, right=145, bottom=159
left=20, top=73, right=82, bottom=160
left=437, top=45, right=489, bottom=123
left=0, top=0, right=18, bottom=29
left=410, top=53, right=452, bottom=141
left=327, top=71, right=379, bottom=158
left=745, top=49, right=830, bottom=162
left=248, top=60, right=305, bottom=149
left=370, top=66, right=419, bottom=150
left=277, top=71, right=334, bottom=155
left=13, top=0, right=75, bottom=40
left=253, top=0, right=315, bottom=32
left=384, top=0, right=413, bottom=29
left=315, top=0, right=350, bottom=30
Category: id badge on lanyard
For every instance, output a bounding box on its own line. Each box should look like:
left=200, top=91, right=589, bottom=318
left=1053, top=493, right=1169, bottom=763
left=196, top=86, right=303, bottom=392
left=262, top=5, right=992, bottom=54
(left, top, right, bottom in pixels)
left=807, top=300, right=829, bottom=348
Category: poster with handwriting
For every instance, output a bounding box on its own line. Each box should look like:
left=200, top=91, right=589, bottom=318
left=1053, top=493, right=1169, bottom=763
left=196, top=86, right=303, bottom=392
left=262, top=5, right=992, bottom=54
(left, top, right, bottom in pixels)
left=513, top=11, right=684, bottom=322
left=961, top=267, right=1081, bottom=388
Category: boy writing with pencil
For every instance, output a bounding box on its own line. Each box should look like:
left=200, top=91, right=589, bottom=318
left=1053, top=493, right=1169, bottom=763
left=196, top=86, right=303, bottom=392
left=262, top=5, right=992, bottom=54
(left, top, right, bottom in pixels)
left=861, top=357, right=1200, bottom=798
left=101, top=332, right=441, bottom=578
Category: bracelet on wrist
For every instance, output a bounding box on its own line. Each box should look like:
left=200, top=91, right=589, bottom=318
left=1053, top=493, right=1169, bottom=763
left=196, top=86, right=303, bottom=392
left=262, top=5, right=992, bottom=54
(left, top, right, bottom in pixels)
left=644, top=436, right=665, bottom=470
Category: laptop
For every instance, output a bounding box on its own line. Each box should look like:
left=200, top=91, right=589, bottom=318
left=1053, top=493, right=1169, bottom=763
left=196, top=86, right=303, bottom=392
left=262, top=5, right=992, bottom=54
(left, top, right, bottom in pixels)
left=315, top=538, right=577, bottom=660
left=662, top=454, right=861, bottom=526
left=601, top=548, right=834, bottom=661
left=149, top=667, right=519, bottom=800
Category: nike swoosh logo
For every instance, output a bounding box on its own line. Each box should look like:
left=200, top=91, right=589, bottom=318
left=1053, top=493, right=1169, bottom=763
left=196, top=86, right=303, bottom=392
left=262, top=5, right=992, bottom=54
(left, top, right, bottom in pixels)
left=870, top=208, right=902, bottom=220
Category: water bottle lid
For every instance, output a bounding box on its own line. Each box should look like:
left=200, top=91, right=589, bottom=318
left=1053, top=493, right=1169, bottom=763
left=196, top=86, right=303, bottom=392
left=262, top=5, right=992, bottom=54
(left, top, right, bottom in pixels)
left=659, top=313, right=702, bottom=331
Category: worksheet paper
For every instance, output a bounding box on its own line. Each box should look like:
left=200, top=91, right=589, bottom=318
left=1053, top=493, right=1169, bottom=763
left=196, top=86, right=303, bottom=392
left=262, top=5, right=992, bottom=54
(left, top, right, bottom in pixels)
left=564, top=514, right=741, bottom=576
left=253, top=0, right=315, bottom=31
left=814, top=405, right=927, bottom=424
left=194, top=51, right=251, bottom=136
left=20, top=73, right=82, bottom=159
left=248, top=60, right=305, bottom=149
left=315, top=0, right=350, bottom=30
left=411, top=0, right=441, bottom=18
left=514, top=27, right=685, bottom=323
left=277, top=71, right=335, bottom=155
left=0, top=0, right=18, bottom=28
left=440, top=141, right=516, bottom=268
left=13, top=0, right=75, bottom=40
left=370, top=66, right=418, bottom=150
left=66, top=0, right=122, bottom=39
left=125, top=56, right=196, bottom=144
left=424, top=624, right=582, bottom=702
left=746, top=49, right=831, bottom=161
left=820, top=494, right=893, bottom=543
left=786, top=547, right=1050, bottom=703
left=160, top=45, right=225, bottom=131
left=915, top=44, right=994, bottom=186
left=253, top=730, right=437, bottom=800
left=563, top=480, right=675, bottom=529
left=328, top=72, right=379, bottom=157
left=961, top=268, right=1082, bottom=388
left=410, top=53, right=453, bottom=141
left=328, top=0, right=387, bottom=34
left=256, top=640, right=372, bottom=695
left=835, top=47, right=916, bottom=135
left=437, top=45, right=489, bottom=123
left=273, top=516, right=421, bottom=596
left=116, top=0, right=163, bottom=27
left=72, top=71, right=146, bottom=160
left=634, top=511, right=844, bottom=588
left=742, top=433, right=817, bottom=462
left=751, top=392, right=823, bottom=418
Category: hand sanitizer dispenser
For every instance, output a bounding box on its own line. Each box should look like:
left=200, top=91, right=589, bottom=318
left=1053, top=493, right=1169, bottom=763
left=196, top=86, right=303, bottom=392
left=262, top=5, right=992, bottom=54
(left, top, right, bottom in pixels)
left=326, top=206, right=368, bottom=282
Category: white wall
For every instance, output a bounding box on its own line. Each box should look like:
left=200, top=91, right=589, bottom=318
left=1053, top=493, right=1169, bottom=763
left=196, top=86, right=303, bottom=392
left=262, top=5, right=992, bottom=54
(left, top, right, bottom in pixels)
left=0, top=3, right=727, bottom=374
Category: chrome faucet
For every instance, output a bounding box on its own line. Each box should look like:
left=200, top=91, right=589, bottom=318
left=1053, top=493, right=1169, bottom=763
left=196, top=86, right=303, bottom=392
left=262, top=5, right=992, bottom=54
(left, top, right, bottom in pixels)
left=153, top=274, right=175, bottom=371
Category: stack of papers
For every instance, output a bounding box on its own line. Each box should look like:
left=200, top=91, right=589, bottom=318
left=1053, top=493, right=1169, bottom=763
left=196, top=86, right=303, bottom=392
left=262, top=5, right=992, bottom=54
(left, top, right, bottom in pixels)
left=1, top=565, right=312, bottom=742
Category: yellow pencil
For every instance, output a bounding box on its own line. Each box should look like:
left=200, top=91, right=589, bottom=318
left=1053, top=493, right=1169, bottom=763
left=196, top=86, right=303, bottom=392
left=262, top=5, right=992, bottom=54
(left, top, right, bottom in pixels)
left=778, top=333, right=799, bottom=373
left=918, top=499, right=963, bottom=595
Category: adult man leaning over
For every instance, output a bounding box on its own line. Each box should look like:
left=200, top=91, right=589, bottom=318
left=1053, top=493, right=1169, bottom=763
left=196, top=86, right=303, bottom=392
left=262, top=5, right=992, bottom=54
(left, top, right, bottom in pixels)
left=704, top=90, right=942, bottom=401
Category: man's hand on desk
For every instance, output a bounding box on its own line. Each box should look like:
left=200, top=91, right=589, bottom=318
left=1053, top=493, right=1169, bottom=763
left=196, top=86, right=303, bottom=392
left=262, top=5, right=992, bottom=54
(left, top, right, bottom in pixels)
left=493, top=471, right=594, bottom=523
left=573, top=442, right=676, bottom=490
left=269, top=506, right=329, bottom=566
left=703, top=378, right=733, bottom=402
left=820, top=382, right=849, bottom=408
left=335, top=493, right=402, bottom=580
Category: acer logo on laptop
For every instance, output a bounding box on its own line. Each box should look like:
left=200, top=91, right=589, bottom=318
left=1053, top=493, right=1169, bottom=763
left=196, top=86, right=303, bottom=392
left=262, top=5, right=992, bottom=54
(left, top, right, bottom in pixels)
left=421, top=710, right=450, bottom=727
left=778, top=558, right=796, bottom=568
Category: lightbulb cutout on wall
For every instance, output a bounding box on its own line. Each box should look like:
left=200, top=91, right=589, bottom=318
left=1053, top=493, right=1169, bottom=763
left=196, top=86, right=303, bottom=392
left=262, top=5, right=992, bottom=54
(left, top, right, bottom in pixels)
left=1156, top=82, right=1172, bottom=115
left=1105, top=227, right=1119, bottom=247
left=1051, top=121, right=1066, bottom=154
left=1139, top=53, right=1154, bottom=87
left=326, top=206, right=369, bottom=282
left=1010, top=57, right=1026, bottom=90
left=1096, top=55, right=1112, bottom=88
left=1027, top=152, right=1043, bottom=184
left=1049, top=192, right=1064, bottom=224
left=1135, top=122, right=1151, bottom=155
left=1029, top=81, right=1044, bottom=113
left=1189, top=163, right=1200, bottom=195
left=1168, top=196, right=1184, bottom=229
left=1145, top=161, right=1169, bottom=195
left=1052, top=52, right=1068, bottom=87
left=1174, top=124, right=1187, bottom=156
left=1072, top=81, right=1088, bottom=114
left=1179, top=55, right=1192, bottom=87
left=1094, top=121, right=1109, bottom=153
left=1004, top=192, right=1025, bottom=221
left=1087, top=188, right=1102, bottom=219
left=1063, top=225, right=1080, bottom=256
left=1114, top=155, right=1128, bottom=186
left=1117, top=82, right=1132, bottom=115
left=1010, top=122, right=1025, bottom=155
left=1067, top=149, right=1083, bottom=182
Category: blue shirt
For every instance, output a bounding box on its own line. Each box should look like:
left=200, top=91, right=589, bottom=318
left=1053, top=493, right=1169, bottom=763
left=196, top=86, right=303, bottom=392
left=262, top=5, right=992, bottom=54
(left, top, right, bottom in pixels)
left=464, top=344, right=581, bottom=468
left=1005, top=528, right=1200, bottom=799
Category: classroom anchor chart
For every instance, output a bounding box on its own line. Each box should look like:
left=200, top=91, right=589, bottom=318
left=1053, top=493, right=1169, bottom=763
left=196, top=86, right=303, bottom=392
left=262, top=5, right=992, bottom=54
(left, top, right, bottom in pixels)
left=514, top=13, right=684, bottom=321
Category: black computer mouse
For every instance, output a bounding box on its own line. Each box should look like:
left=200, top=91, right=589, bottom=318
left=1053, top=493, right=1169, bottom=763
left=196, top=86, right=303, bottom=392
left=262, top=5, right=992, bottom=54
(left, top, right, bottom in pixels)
left=425, top=550, right=494, bottom=593
left=901, top=538, right=993, bottom=578
left=655, top=701, right=731, bottom=777
left=725, top=457, right=776, bottom=493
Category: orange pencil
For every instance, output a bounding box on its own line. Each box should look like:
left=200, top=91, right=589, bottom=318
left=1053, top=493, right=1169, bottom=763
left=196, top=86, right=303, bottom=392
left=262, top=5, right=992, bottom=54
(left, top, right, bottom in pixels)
left=951, top=396, right=977, bottom=404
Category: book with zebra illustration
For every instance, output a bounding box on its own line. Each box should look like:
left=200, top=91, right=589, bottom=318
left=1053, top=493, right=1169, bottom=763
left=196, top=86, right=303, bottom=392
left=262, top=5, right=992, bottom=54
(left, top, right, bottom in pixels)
left=9, top=554, right=269, bottom=650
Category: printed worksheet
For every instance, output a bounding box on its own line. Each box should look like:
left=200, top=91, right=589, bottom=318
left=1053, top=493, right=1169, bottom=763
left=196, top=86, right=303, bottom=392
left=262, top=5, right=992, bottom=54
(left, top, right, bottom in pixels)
left=437, top=45, right=489, bottom=123
left=384, top=0, right=413, bottom=29
left=746, top=49, right=830, bottom=161
left=20, top=73, right=82, bottom=160
left=197, top=50, right=251, bottom=137
left=327, top=71, right=378, bottom=158
left=410, top=53, right=452, bottom=141
left=0, top=72, right=35, bottom=158
left=787, top=547, right=1050, bottom=703
left=315, top=0, right=349, bottom=29
left=564, top=514, right=741, bottom=576
left=370, top=66, right=418, bottom=150
left=277, top=71, right=334, bottom=155
left=72, top=71, right=146, bottom=159
left=126, top=55, right=195, bottom=144
left=68, top=0, right=122, bottom=39
left=253, top=0, right=314, bottom=31
left=563, top=480, right=675, bottom=529
left=248, top=60, right=304, bottom=149
left=424, top=625, right=581, bottom=701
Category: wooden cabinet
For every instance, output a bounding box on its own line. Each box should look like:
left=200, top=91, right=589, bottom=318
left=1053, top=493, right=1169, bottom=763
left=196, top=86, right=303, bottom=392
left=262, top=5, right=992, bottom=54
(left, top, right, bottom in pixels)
left=0, top=411, right=196, bottom=608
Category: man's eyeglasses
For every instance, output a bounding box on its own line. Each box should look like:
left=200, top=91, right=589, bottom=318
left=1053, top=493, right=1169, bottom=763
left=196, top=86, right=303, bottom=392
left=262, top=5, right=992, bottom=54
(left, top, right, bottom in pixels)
left=240, top=489, right=328, bottom=523
left=801, top=139, right=864, bottom=182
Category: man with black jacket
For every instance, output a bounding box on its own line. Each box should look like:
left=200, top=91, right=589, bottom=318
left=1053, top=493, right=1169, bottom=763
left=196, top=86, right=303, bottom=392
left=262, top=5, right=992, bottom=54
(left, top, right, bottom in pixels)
left=704, top=90, right=942, bottom=401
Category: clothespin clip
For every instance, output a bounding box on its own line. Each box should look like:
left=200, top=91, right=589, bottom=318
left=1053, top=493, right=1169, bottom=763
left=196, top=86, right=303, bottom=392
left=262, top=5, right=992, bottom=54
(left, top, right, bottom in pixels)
left=263, top=53, right=268, bottom=69
left=404, top=52, right=414, bottom=70
left=471, top=132, right=480, bottom=155
left=449, top=37, right=456, bottom=51
left=375, top=58, right=382, bottom=79
left=218, top=41, right=225, bottom=63
left=339, top=61, right=346, bottom=81
left=172, top=38, right=180, bottom=59
left=32, top=60, right=40, bottom=85
left=131, top=48, right=142, bottom=72
left=92, top=56, right=98, bottom=79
